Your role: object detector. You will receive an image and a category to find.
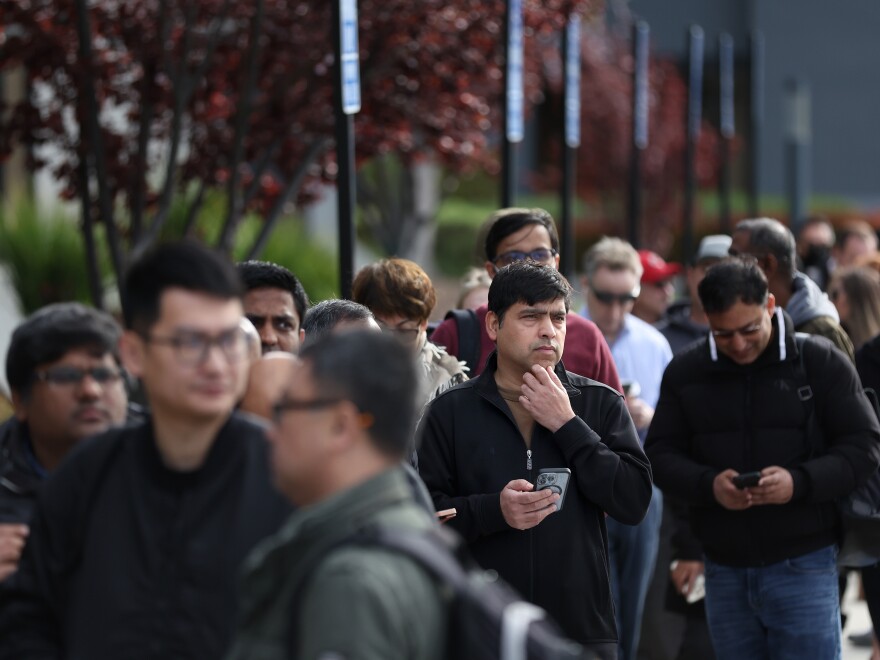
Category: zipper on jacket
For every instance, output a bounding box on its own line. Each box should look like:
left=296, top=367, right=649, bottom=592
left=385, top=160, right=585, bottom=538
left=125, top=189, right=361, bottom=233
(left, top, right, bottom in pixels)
left=526, top=449, right=532, bottom=471
left=526, top=447, right=535, bottom=601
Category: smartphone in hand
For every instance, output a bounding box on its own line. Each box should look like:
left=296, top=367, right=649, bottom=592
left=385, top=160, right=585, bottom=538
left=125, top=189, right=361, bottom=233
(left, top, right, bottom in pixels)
left=732, top=471, right=762, bottom=489
left=536, top=468, right=572, bottom=511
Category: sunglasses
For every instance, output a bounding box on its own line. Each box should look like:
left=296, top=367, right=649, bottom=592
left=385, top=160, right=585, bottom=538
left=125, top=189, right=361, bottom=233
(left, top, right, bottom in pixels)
left=591, top=289, right=639, bottom=305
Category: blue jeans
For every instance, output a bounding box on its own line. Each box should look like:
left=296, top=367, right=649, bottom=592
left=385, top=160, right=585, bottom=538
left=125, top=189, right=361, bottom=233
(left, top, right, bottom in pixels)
left=607, top=485, right=662, bottom=660
left=704, top=545, right=841, bottom=660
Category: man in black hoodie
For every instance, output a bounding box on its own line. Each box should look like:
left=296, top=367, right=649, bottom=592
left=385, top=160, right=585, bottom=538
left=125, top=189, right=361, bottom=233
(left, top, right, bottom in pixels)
left=418, top=261, right=651, bottom=660
left=646, top=256, right=880, bottom=660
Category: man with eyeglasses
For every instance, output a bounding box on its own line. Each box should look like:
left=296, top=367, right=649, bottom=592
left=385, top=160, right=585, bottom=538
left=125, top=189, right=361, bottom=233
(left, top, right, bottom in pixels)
left=430, top=208, right=621, bottom=391
left=646, top=256, right=880, bottom=660
left=0, top=241, right=290, bottom=659
left=0, top=303, right=129, bottom=582
left=580, top=236, right=672, bottom=660
left=352, top=258, right=467, bottom=415
left=228, top=330, right=448, bottom=659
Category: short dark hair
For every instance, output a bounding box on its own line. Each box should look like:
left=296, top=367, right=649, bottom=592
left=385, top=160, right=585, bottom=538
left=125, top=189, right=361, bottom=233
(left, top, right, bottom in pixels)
left=6, top=302, right=122, bottom=398
left=734, top=218, right=797, bottom=279
left=236, top=260, right=309, bottom=324
left=300, top=330, right=417, bottom=458
left=352, top=258, right=437, bottom=323
left=301, top=299, right=375, bottom=347
left=122, top=240, right=243, bottom=334
left=698, top=256, right=769, bottom=314
left=488, top=261, right=572, bottom=324
left=484, top=208, right=560, bottom=262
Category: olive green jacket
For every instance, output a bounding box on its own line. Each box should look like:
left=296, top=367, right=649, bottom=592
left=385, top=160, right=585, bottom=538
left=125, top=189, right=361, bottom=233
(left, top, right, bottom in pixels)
left=227, top=467, right=447, bottom=660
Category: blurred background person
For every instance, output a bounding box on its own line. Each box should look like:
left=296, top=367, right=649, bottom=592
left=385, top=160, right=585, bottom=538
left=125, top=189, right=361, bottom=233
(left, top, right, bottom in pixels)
left=237, top=261, right=309, bottom=355
left=353, top=258, right=467, bottom=412
left=456, top=267, right=492, bottom=310
left=828, top=266, right=880, bottom=351
left=797, top=216, right=836, bottom=291
left=833, top=220, right=878, bottom=271
left=632, top=250, right=681, bottom=325
left=301, top=299, right=379, bottom=348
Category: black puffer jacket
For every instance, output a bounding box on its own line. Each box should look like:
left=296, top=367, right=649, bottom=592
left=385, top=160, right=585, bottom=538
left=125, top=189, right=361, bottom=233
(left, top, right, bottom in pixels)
left=646, top=309, right=880, bottom=567
left=417, top=353, right=652, bottom=653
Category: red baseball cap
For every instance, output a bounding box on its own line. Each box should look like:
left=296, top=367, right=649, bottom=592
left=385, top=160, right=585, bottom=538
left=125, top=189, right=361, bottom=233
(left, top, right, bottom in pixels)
left=638, top=250, right=682, bottom=285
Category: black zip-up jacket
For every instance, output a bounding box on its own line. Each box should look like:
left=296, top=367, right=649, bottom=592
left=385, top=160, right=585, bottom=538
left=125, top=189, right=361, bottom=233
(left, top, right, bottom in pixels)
left=0, top=418, right=42, bottom=526
left=645, top=309, right=880, bottom=568
left=417, top=353, right=652, bottom=656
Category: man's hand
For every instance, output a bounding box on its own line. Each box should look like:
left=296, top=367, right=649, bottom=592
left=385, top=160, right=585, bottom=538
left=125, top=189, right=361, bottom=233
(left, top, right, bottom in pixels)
left=625, top=396, right=654, bottom=431
left=670, top=560, right=705, bottom=597
left=500, top=479, right=559, bottom=530
left=520, top=365, right=576, bottom=432
left=713, top=470, right=753, bottom=510
left=0, top=523, right=29, bottom=581
left=748, top=466, right=794, bottom=505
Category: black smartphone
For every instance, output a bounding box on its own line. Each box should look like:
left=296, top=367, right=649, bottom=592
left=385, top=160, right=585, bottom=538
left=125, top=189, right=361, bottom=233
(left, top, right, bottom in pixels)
left=536, top=468, right=572, bottom=511
left=732, top=471, right=762, bottom=489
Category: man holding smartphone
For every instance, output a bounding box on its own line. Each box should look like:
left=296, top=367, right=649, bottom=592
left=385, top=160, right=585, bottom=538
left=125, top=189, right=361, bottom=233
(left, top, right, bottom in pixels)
left=418, top=262, right=651, bottom=660
left=646, top=256, right=880, bottom=660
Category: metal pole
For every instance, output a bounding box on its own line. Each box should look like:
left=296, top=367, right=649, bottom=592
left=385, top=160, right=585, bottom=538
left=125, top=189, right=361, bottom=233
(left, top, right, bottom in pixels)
left=502, top=0, right=524, bottom=208
left=333, top=0, right=360, bottom=299
left=627, top=21, right=649, bottom=248
left=785, top=78, right=811, bottom=234
left=683, top=25, right=704, bottom=264
left=718, top=33, right=734, bottom=234
left=749, top=31, right=764, bottom=218
left=560, top=14, right=580, bottom=280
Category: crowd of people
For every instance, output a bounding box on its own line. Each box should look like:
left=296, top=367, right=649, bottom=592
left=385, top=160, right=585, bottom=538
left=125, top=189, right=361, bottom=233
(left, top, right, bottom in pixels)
left=0, top=208, right=879, bottom=660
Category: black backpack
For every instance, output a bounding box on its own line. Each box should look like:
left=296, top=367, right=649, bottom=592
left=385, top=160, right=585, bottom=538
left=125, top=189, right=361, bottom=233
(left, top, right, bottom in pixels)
left=290, top=524, right=595, bottom=660
left=443, top=308, right=481, bottom=375
left=794, top=333, right=880, bottom=567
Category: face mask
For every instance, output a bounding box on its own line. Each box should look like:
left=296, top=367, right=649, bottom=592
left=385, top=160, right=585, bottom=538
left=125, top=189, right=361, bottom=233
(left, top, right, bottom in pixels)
left=802, top=244, right=830, bottom=269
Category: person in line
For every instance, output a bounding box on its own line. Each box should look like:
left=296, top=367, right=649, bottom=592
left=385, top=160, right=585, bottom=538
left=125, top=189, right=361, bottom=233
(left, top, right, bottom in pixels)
left=301, top=299, right=379, bottom=347
left=0, top=303, right=130, bottom=581
left=430, top=207, right=621, bottom=390
left=646, top=256, right=880, bottom=660
left=228, top=331, right=447, bottom=660
left=237, top=260, right=309, bottom=354
left=730, top=217, right=854, bottom=360
left=0, top=240, right=291, bottom=658
left=631, top=250, right=681, bottom=325
left=827, top=266, right=880, bottom=351
left=580, top=237, right=671, bottom=660
left=353, top=257, right=467, bottom=413
left=418, top=261, right=651, bottom=659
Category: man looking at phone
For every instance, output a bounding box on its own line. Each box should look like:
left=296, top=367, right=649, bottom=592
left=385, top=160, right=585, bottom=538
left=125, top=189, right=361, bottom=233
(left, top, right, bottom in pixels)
left=645, top=256, right=880, bottom=659
left=418, top=261, right=651, bottom=660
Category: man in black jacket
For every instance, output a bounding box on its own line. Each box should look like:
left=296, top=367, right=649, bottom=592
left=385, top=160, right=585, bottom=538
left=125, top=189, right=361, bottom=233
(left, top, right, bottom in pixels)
left=418, top=261, right=652, bottom=660
left=645, top=257, right=880, bottom=660
left=0, top=303, right=129, bottom=581
left=0, top=241, right=290, bottom=659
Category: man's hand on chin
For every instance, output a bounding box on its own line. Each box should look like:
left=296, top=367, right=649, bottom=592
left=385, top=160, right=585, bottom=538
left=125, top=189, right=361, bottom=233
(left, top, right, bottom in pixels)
left=520, top=364, right=575, bottom=432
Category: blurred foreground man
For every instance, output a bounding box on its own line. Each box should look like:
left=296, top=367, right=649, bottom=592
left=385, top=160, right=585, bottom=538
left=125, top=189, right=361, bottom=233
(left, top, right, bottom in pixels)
left=419, top=262, right=651, bottom=660
left=228, top=331, right=446, bottom=660
left=0, top=241, right=289, bottom=658
left=0, top=303, right=129, bottom=581
left=646, top=257, right=880, bottom=660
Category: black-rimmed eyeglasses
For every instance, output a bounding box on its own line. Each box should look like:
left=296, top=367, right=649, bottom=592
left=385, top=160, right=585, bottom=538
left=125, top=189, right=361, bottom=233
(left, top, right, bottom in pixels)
left=33, top=366, right=123, bottom=388
left=271, top=398, right=343, bottom=424
left=492, top=248, right=558, bottom=268
left=144, top=327, right=248, bottom=366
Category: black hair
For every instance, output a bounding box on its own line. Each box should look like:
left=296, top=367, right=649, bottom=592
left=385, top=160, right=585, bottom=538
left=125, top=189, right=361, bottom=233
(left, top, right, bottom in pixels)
left=300, top=330, right=417, bottom=459
left=122, top=240, right=243, bottom=334
left=698, top=256, right=769, bottom=314
left=6, top=302, right=122, bottom=397
left=301, top=299, right=375, bottom=348
left=734, top=218, right=797, bottom=278
left=236, top=260, right=309, bottom=325
left=488, top=261, right=572, bottom=324
left=483, top=208, right=560, bottom=262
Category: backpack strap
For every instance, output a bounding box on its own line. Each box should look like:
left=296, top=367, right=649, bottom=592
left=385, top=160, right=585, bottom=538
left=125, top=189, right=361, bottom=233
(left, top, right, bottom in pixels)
left=793, top=333, right=822, bottom=456
left=444, top=308, right=480, bottom=374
